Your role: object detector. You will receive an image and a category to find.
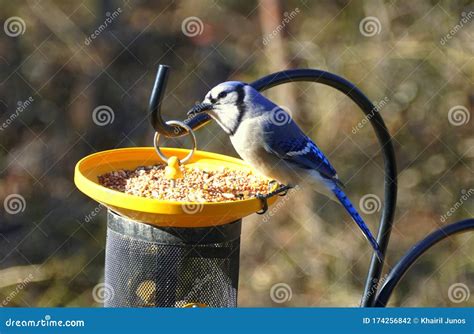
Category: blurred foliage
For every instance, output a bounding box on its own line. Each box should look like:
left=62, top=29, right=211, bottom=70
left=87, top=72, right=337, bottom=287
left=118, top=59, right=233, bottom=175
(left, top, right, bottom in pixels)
left=0, top=0, right=472, bottom=307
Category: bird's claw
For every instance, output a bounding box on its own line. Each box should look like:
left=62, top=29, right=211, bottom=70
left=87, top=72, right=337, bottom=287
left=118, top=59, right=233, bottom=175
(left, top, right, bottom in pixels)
left=256, top=193, right=269, bottom=215
left=256, top=183, right=293, bottom=215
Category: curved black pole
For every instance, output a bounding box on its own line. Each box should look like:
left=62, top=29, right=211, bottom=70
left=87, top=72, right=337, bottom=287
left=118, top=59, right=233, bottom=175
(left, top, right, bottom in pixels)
left=148, top=66, right=398, bottom=306
left=374, top=218, right=474, bottom=307
left=249, top=69, right=397, bottom=307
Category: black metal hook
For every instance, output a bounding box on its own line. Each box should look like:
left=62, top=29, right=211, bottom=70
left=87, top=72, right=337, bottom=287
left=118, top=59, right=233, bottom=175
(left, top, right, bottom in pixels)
left=149, top=65, right=212, bottom=137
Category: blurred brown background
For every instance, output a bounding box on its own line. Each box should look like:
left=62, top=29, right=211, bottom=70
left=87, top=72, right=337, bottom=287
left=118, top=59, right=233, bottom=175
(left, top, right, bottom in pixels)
left=0, top=0, right=472, bottom=307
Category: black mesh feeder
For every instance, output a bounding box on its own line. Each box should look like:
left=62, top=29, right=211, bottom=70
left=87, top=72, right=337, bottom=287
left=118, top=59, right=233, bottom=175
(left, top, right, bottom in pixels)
left=74, top=145, right=286, bottom=307
left=73, top=65, right=287, bottom=307
left=75, top=64, right=474, bottom=308
left=104, top=210, right=241, bottom=307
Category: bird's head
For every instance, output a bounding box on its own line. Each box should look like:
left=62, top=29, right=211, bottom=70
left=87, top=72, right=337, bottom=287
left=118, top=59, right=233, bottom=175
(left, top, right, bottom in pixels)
left=187, top=81, right=259, bottom=135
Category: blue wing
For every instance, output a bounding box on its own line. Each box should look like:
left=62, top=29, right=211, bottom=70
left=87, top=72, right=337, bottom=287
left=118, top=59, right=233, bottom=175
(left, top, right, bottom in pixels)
left=262, top=118, right=338, bottom=181
left=262, top=114, right=382, bottom=260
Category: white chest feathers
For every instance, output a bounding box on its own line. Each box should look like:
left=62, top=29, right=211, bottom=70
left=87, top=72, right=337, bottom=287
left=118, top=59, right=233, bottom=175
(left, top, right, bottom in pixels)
left=230, top=118, right=264, bottom=159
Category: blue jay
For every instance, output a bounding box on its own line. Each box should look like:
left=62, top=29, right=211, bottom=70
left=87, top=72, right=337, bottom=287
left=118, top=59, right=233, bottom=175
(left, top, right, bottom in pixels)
left=188, top=81, right=382, bottom=259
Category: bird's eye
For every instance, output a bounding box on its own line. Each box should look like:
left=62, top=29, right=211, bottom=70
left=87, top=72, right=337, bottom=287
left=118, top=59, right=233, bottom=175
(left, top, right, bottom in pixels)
left=217, top=91, right=227, bottom=99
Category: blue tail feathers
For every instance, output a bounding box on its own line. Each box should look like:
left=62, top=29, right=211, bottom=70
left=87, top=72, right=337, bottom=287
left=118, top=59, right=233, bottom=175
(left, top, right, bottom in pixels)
left=331, top=186, right=383, bottom=260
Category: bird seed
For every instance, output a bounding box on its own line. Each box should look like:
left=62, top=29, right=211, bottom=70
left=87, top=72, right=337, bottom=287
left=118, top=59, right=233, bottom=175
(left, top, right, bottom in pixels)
left=98, top=164, right=272, bottom=202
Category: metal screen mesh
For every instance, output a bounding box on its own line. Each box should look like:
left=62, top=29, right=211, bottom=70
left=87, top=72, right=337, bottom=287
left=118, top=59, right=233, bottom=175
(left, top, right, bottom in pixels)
left=104, top=211, right=241, bottom=307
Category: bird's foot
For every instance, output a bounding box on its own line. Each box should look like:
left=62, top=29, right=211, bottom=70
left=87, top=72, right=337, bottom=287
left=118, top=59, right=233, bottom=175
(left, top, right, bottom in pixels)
left=256, top=183, right=293, bottom=215
left=255, top=193, right=269, bottom=215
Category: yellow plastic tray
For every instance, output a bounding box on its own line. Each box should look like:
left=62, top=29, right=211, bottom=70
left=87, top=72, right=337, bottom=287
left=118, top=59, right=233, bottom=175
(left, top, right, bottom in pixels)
left=74, top=147, right=279, bottom=227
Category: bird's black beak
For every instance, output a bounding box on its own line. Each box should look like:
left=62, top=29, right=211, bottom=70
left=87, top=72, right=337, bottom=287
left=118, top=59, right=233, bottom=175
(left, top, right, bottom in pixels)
left=187, top=102, right=213, bottom=116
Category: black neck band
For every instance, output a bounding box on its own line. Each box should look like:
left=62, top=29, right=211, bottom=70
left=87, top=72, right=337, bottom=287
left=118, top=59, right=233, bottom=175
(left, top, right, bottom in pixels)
left=229, top=84, right=247, bottom=136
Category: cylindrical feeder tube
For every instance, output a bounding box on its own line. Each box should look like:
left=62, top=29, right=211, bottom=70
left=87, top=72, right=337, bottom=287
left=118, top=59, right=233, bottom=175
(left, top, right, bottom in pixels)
left=104, top=210, right=241, bottom=307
